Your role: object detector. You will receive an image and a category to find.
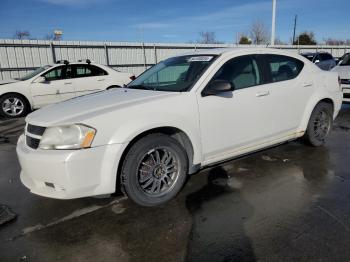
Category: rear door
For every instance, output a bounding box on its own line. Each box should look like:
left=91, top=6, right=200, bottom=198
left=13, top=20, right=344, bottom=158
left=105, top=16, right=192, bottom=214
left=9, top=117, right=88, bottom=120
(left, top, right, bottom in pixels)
left=73, top=64, right=108, bottom=96
left=258, top=54, right=312, bottom=135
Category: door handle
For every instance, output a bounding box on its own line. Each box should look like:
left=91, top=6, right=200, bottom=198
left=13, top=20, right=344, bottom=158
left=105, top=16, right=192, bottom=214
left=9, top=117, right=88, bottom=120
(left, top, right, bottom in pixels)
left=97, top=79, right=105, bottom=82
left=303, top=82, right=313, bottom=87
left=256, top=91, right=270, bottom=97
left=56, top=90, right=60, bottom=95
left=64, top=82, right=72, bottom=85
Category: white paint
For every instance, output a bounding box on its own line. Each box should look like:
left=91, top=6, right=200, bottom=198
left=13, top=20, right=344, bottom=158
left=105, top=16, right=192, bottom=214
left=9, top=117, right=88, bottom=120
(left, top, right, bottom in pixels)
left=17, top=48, right=343, bottom=204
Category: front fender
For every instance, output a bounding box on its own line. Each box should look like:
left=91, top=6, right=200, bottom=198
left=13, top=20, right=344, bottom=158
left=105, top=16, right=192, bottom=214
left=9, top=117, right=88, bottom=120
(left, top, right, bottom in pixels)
left=106, top=118, right=203, bottom=165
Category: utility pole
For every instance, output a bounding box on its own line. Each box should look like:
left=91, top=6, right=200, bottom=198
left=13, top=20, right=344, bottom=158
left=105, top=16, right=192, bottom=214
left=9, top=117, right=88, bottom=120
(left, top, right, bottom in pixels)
left=292, top=15, right=297, bottom=45
left=271, top=0, right=276, bottom=46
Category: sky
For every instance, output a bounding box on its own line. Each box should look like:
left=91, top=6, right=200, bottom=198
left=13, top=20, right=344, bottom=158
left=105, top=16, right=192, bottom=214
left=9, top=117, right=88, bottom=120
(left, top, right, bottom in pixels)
left=0, top=0, right=349, bottom=44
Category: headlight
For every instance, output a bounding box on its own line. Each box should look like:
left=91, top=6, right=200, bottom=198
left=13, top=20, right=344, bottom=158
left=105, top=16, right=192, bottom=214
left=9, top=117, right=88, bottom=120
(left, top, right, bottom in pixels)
left=39, top=124, right=96, bottom=150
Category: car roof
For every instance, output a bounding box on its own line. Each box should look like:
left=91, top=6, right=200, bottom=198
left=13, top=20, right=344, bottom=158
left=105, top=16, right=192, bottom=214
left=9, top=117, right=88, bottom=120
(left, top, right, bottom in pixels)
left=301, top=52, right=332, bottom=55
left=182, top=47, right=304, bottom=59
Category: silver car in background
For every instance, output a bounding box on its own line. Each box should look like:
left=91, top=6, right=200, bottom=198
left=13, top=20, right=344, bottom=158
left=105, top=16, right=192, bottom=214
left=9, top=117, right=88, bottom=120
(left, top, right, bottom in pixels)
left=301, top=52, right=336, bottom=71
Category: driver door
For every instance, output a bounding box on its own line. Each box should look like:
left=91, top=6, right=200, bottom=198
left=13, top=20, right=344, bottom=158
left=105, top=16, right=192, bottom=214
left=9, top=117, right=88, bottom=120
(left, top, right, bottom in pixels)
left=197, top=54, right=275, bottom=163
left=30, top=65, right=75, bottom=108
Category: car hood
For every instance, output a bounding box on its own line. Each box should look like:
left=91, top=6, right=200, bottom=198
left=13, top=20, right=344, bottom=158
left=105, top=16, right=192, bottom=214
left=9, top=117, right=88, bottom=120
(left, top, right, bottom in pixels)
left=0, top=79, right=20, bottom=85
left=332, top=65, right=350, bottom=79
left=26, top=88, right=179, bottom=126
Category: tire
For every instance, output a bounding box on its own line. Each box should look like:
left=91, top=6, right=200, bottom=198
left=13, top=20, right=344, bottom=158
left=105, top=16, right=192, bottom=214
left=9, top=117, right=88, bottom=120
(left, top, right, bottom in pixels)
left=303, top=102, right=333, bottom=147
left=0, top=94, right=29, bottom=118
left=121, top=133, right=188, bottom=206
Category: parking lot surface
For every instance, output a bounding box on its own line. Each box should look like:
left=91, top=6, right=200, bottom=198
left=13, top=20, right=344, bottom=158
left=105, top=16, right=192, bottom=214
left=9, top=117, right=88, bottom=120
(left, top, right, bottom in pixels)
left=1, top=105, right=350, bottom=262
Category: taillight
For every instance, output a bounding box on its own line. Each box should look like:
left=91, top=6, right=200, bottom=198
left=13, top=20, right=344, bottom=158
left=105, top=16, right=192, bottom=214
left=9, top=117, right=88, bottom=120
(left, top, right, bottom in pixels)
left=130, top=75, right=136, bottom=81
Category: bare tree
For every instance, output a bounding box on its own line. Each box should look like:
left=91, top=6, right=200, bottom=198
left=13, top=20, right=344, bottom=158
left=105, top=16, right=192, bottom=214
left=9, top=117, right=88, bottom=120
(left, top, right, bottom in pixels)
left=249, top=20, right=269, bottom=44
left=14, top=30, right=30, bottom=40
left=198, top=31, right=222, bottom=44
left=323, top=38, right=350, bottom=46
left=274, top=38, right=286, bottom=45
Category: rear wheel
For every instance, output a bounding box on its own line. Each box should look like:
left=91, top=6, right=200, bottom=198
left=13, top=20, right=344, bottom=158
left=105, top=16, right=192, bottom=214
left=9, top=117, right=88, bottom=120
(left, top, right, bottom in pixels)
left=0, top=94, right=29, bottom=118
left=303, top=102, right=333, bottom=146
left=121, top=133, right=188, bottom=206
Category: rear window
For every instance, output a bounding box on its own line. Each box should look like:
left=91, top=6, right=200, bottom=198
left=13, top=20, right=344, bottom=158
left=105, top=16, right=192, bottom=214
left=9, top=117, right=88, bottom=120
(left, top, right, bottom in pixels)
left=265, top=55, right=304, bottom=83
left=301, top=54, right=314, bottom=61
left=319, top=53, right=333, bottom=61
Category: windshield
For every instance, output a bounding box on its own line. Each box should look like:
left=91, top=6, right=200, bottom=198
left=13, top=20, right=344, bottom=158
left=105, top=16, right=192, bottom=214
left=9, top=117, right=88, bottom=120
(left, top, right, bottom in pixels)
left=128, top=55, right=217, bottom=92
left=19, top=65, right=51, bottom=81
left=340, top=54, right=350, bottom=66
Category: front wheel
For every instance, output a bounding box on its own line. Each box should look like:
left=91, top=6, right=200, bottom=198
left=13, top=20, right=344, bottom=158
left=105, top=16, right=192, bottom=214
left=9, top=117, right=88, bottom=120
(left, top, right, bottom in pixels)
left=0, top=94, right=29, bottom=118
left=121, top=133, right=188, bottom=206
left=303, top=102, right=333, bottom=147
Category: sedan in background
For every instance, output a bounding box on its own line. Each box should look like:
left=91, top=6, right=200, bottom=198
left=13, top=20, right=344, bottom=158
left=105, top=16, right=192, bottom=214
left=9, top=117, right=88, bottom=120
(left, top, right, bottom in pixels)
left=332, top=53, right=350, bottom=102
left=301, top=52, right=336, bottom=71
left=0, top=60, right=134, bottom=118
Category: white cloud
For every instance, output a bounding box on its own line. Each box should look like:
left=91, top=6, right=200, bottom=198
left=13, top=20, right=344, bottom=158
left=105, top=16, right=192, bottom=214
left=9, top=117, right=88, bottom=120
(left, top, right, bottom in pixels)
left=37, top=0, right=109, bottom=7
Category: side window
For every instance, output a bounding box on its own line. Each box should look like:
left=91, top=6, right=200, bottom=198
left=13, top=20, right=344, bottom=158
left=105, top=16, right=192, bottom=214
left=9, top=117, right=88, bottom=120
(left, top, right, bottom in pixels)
left=265, top=55, right=304, bottom=83
left=42, top=66, right=64, bottom=81
left=340, top=54, right=350, bottom=66
left=74, top=65, right=107, bottom=78
left=212, top=55, right=261, bottom=90
left=90, top=65, right=108, bottom=76
left=75, top=65, right=92, bottom=78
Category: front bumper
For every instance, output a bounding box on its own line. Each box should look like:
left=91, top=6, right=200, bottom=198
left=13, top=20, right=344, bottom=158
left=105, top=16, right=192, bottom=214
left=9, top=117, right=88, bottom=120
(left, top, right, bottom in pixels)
left=342, top=84, right=350, bottom=102
left=16, top=135, right=125, bottom=199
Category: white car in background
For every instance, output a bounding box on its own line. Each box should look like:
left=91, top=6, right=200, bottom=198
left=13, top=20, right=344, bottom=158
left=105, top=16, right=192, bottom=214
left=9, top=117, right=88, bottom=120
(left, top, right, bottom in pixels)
left=17, top=48, right=342, bottom=206
left=332, top=53, right=350, bottom=102
left=0, top=60, right=134, bottom=118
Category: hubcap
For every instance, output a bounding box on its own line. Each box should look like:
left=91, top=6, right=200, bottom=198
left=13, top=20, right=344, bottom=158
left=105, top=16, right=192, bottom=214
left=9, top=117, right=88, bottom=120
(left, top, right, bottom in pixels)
left=313, top=110, right=331, bottom=141
left=137, top=147, right=179, bottom=197
left=2, top=98, right=24, bottom=116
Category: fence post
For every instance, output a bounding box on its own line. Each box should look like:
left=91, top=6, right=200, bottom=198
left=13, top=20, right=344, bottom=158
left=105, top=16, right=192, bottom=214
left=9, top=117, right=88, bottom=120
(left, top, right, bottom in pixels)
left=50, top=42, right=56, bottom=63
left=104, top=44, right=109, bottom=66
left=153, top=44, right=157, bottom=64
left=142, top=42, right=147, bottom=70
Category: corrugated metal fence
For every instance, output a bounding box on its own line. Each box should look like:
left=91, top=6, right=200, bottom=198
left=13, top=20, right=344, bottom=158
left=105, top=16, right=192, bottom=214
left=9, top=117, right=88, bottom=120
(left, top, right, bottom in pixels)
left=1, top=39, right=350, bottom=81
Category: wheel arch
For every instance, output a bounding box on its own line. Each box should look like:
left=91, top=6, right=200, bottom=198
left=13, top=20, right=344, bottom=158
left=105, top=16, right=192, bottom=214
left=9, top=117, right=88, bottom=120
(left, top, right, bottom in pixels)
left=0, top=92, right=32, bottom=110
left=298, top=96, right=335, bottom=133
left=115, top=126, right=200, bottom=193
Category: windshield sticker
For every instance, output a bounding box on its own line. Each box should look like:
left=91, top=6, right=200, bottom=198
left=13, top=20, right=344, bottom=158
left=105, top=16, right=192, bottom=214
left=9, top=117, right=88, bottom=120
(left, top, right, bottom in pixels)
left=188, top=56, right=214, bottom=62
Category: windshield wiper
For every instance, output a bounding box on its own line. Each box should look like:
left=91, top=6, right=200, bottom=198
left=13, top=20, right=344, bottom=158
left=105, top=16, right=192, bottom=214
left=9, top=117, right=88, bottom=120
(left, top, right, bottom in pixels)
left=127, top=84, right=156, bottom=91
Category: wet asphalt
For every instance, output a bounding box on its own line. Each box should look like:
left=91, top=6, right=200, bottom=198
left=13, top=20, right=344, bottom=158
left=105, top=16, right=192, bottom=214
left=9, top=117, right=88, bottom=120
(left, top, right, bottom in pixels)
left=1, top=105, right=350, bottom=262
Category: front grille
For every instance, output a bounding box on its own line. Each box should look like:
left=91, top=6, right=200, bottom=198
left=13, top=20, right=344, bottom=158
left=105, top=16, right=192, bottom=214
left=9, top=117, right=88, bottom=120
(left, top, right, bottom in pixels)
left=26, top=136, right=40, bottom=149
left=27, top=124, right=46, bottom=136
left=344, top=93, right=350, bottom=99
left=341, top=79, right=350, bottom=85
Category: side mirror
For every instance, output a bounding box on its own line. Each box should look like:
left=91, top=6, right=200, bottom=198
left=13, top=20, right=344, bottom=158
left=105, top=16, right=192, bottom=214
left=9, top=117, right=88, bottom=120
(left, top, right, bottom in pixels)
left=314, top=59, right=320, bottom=64
left=202, top=80, right=234, bottom=97
left=36, top=76, right=47, bottom=83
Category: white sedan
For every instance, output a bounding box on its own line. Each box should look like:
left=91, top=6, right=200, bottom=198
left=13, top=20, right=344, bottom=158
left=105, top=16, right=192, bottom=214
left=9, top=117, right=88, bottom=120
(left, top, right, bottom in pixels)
left=17, top=48, right=342, bottom=206
left=0, top=60, right=133, bottom=118
left=332, top=53, right=350, bottom=102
